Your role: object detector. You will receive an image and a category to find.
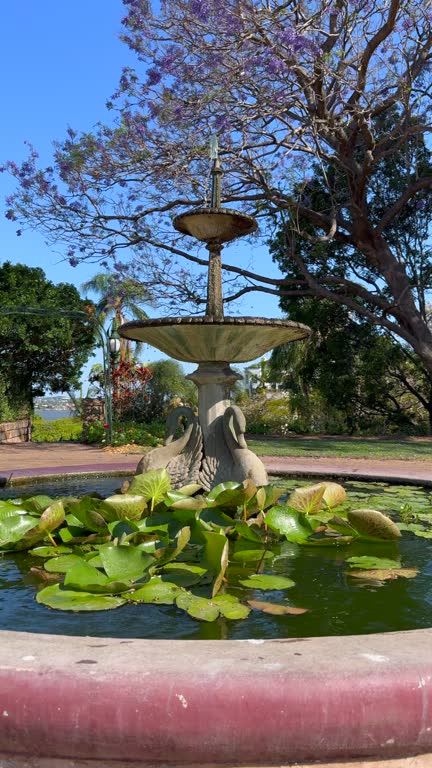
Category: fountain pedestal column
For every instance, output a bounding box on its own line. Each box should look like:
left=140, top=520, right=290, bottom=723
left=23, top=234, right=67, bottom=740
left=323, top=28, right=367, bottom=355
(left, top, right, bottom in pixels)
left=186, top=362, right=240, bottom=450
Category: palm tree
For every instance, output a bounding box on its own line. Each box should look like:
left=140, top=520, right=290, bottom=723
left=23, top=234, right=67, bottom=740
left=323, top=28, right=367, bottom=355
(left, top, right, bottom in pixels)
left=81, top=272, right=154, bottom=361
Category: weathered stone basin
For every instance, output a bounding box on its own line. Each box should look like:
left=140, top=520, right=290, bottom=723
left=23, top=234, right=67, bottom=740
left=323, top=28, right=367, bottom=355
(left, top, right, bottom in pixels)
left=119, top=316, right=310, bottom=363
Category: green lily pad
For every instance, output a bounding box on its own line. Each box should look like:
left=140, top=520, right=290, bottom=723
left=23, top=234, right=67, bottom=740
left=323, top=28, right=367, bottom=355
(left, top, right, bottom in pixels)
left=102, top=494, right=147, bottom=521
left=44, top=554, right=88, bottom=573
left=127, top=576, right=184, bottom=604
left=176, top=593, right=220, bottom=622
left=99, top=543, right=155, bottom=581
left=239, top=574, right=295, bottom=590
left=36, top=583, right=125, bottom=611
left=211, top=594, right=250, bottom=619
left=160, top=562, right=208, bottom=587
left=128, top=469, right=171, bottom=510
left=265, top=506, right=313, bottom=543
left=346, top=556, right=401, bottom=570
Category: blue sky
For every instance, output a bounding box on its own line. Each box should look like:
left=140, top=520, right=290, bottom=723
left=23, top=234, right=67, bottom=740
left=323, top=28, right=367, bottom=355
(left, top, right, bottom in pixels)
left=0, top=1, right=283, bottom=389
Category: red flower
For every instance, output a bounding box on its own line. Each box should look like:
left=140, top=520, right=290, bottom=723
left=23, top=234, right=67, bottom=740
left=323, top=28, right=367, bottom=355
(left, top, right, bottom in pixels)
left=103, top=423, right=109, bottom=429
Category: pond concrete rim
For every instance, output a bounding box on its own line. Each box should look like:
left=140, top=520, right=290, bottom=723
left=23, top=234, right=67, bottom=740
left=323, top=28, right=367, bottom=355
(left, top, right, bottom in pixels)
left=1, top=460, right=431, bottom=766
left=0, top=628, right=432, bottom=766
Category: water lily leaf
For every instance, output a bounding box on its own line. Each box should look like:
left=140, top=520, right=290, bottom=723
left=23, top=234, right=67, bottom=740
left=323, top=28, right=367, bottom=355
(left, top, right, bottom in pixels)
left=31, top=545, right=73, bottom=557
left=0, top=515, right=38, bottom=547
left=64, top=559, right=131, bottom=593
left=239, top=574, right=295, bottom=590
left=248, top=599, right=308, bottom=615
left=0, top=505, right=29, bottom=520
left=265, top=506, right=313, bottom=543
left=38, top=500, right=65, bottom=533
left=347, top=508, right=401, bottom=540
left=22, top=495, right=54, bottom=513
left=68, top=497, right=107, bottom=530
left=327, top=515, right=358, bottom=535
left=316, top=482, right=347, bottom=509
left=202, top=531, right=229, bottom=597
left=44, top=554, right=88, bottom=573
left=235, top=520, right=263, bottom=543
left=412, top=530, right=432, bottom=539
left=247, top=485, right=286, bottom=515
left=231, top=540, right=273, bottom=562
left=126, top=576, right=184, bottom=604
left=157, top=526, right=192, bottom=566
left=200, top=507, right=234, bottom=527
left=211, top=594, right=250, bottom=619
left=160, top=563, right=208, bottom=587
left=98, top=543, right=155, bottom=581
left=346, top=556, right=401, bottom=570
left=177, top=483, right=202, bottom=496
left=36, top=583, right=125, bottom=611
left=176, top=593, right=220, bottom=622
left=301, top=535, right=354, bottom=546
left=206, top=481, right=242, bottom=505
left=288, top=484, right=326, bottom=515
left=347, top=568, right=418, bottom=581
left=128, top=469, right=171, bottom=510
left=101, top=494, right=147, bottom=521
left=164, top=491, right=205, bottom=511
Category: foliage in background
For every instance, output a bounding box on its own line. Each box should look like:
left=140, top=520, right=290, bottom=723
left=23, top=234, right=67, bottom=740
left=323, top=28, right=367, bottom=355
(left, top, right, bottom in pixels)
left=129, top=360, right=197, bottom=423
left=4, top=1, right=432, bottom=379
left=31, top=415, right=83, bottom=443
left=0, top=262, right=95, bottom=421
left=81, top=271, right=154, bottom=362
left=85, top=420, right=164, bottom=447
left=269, top=301, right=431, bottom=435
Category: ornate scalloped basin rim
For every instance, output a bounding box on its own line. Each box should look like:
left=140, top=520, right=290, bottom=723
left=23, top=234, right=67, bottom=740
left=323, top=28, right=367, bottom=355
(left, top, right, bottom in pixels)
left=119, top=316, right=311, bottom=363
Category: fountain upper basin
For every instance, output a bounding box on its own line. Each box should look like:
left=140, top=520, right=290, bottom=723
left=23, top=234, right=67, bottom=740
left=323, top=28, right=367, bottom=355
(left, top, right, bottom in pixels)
left=119, top=316, right=310, bottom=363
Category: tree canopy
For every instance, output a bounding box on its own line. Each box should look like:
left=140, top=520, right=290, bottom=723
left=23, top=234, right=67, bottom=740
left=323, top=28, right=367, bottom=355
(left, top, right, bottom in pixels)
left=3, top=1, right=432, bottom=370
left=0, top=262, right=95, bottom=419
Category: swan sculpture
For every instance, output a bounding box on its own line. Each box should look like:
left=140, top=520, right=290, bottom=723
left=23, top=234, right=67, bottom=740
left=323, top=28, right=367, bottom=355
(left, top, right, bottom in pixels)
left=135, top=404, right=267, bottom=490
left=135, top=406, right=203, bottom=486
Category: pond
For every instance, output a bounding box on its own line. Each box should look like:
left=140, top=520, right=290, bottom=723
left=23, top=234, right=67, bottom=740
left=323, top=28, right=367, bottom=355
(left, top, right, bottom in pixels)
left=0, top=476, right=431, bottom=640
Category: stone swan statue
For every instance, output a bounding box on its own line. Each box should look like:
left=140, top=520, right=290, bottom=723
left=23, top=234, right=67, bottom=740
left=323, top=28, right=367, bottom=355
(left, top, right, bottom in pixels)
left=135, top=404, right=267, bottom=490
left=200, top=405, right=268, bottom=489
left=135, top=406, right=203, bottom=486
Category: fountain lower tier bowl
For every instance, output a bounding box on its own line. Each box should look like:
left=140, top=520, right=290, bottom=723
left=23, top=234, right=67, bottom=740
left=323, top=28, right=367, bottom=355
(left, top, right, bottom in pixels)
left=119, top=316, right=310, bottom=363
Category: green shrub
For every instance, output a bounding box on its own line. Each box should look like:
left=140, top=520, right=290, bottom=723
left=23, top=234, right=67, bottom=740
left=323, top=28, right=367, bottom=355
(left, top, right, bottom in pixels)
left=85, top=420, right=165, bottom=447
left=31, top=415, right=83, bottom=442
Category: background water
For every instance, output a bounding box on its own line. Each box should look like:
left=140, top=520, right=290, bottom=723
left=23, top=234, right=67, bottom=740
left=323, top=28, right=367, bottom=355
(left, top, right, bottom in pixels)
left=35, top=409, right=74, bottom=422
left=0, top=478, right=431, bottom=640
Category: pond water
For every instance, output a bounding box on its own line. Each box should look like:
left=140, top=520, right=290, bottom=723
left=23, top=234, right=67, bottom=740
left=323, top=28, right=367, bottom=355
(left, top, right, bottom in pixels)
left=0, top=477, right=431, bottom=640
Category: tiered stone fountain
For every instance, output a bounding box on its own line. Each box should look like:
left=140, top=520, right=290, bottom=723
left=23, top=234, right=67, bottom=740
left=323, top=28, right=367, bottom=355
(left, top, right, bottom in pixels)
left=120, top=150, right=310, bottom=488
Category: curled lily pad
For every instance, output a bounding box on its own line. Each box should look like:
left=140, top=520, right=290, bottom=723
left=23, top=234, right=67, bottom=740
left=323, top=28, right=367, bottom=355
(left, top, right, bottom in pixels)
left=347, top=568, right=418, bottom=581
left=248, top=599, right=308, bottom=615
left=36, top=583, right=125, bottom=611
left=101, top=494, right=147, bottom=521
left=347, top=508, right=401, bottom=540
left=316, top=482, right=347, bottom=509
left=288, top=484, right=326, bottom=515
left=239, top=574, right=295, bottom=590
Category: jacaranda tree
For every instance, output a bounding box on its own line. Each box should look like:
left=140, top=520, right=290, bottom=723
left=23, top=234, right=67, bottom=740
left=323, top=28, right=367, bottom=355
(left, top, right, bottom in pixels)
left=3, top=1, right=432, bottom=370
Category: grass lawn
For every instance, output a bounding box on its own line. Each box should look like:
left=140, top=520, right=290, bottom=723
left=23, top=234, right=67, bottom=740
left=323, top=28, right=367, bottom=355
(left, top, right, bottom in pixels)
left=248, top=435, right=432, bottom=461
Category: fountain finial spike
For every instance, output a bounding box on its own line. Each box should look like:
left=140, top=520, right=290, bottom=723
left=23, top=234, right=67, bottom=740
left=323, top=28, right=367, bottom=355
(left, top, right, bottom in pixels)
left=210, top=135, right=223, bottom=209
